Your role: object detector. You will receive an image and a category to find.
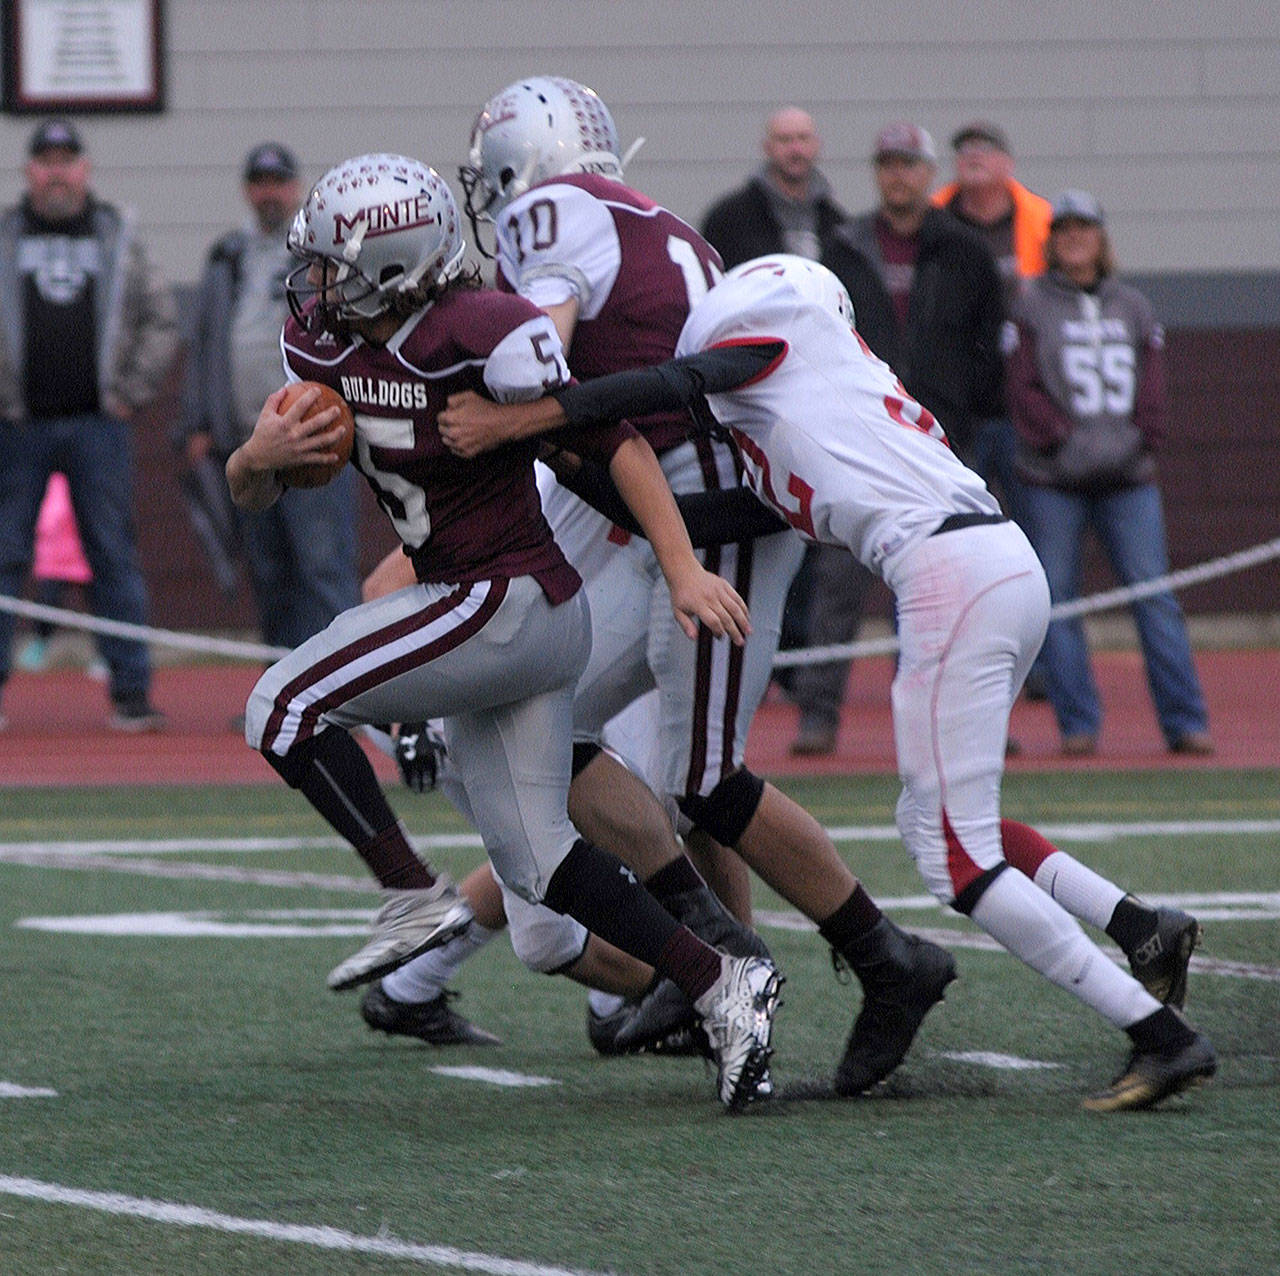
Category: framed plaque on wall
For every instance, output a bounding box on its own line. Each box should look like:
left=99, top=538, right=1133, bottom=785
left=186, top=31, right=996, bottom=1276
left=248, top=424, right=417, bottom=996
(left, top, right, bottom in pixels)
left=2, top=0, right=165, bottom=114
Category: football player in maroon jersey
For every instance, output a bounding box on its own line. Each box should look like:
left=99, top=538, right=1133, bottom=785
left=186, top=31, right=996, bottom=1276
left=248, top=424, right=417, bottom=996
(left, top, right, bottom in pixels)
left=226, top=153, right=778, bottom=1111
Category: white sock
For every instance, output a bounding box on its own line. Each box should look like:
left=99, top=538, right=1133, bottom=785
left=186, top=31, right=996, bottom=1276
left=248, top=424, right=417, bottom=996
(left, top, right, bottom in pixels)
left=970, top=869, right=1159, bottom=1029
left=1029, top=850, right=1127, bottom=932
left=381, top=921, right=496, bottom=1004
left=587, top=989, right=628, bottom=1017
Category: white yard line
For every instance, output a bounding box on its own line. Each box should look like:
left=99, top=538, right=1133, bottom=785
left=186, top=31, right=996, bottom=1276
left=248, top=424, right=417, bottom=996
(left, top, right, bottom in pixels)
left=939, top=1052, right=1064, bottom=1071
left=824, top=819, right=1280, bottom=843
left=0, top=835, right=483, bottom=856
left=753, top=913, right=1280, bottom=983
left=430, top=1067, right=560, bottom=1088
left=0, top=849, right=375, bottom=891
left=0, top=1083, right=57, bottom=1099
left=0, top=1175, right=605, bottom=1276
left=1, top=817, right=1277, bottom=861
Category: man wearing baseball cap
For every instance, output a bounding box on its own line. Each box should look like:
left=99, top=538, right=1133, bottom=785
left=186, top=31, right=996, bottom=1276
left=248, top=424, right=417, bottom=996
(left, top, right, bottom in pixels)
left=787, top=122, right=1005, bottom=755
left=933, top=121, right=1052, bottom=291
left=28, top=117, right=84, bottom=158
left=179, top=142, right=359, bottom=657
left=0, top=118, right=178, bottom=731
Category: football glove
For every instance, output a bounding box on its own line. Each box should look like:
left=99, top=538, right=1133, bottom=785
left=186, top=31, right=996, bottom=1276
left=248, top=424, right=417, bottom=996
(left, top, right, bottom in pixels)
left=394, top=721, right=446, bottom=793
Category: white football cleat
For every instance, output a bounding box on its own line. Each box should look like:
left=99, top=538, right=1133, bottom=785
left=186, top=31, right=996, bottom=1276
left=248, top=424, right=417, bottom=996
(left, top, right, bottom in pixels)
left=327, top=874, right=473, bottom=992
left=694, top=954, right=782, bottom=1112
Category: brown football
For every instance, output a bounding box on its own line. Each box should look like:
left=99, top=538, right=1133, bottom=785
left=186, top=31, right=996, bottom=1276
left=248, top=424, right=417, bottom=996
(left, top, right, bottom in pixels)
left=277, top=381, right=355, bottom=489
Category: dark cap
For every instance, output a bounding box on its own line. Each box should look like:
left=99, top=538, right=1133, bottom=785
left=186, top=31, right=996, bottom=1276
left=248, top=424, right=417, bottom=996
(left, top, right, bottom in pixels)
left=1050, top=189, right=1105, bottom=227
left=243, top=142, right=298, bottom=182
left=951, top=120, right=1010, bottom=153
left=873, top=122, right=937, bottom=164
left=29, top=118, right=83, bottom=158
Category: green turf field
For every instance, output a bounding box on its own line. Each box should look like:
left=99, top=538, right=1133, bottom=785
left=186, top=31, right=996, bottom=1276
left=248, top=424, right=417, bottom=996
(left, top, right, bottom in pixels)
left=2, top=770, right=1278, bottom=1275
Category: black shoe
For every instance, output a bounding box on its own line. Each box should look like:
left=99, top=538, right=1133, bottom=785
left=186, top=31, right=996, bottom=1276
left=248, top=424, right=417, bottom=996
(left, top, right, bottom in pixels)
left=834, top=921, right=957, bottom=1096
left=1021, top=673, right=1049, bottom=703
left=617, top=979, right=709, bottom=1056
left=360, top=981, right=501, bottom=1046
left=587, top=981, right=710, bottom=1057
left=1082, top=1030, right=1217, bottom=1112
left=587, top=999, right=636, bottom=1057
left=109, top=697, right=166, bottom=732
left=1125, top=907, right=1202, bottom=1009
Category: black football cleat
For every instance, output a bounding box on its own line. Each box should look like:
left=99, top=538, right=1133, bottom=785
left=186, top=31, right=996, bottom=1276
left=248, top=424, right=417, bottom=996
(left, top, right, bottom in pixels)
left=834, top=927, right=957, bottom=1097
left=587, top=999, right=636, bottom=1057
left=360, top=981, right=501, bottom=1046
left=614, top=979, right=709, bottom=1056
left=587, top=981, right=709, bottom=1057
left=1083, top=1030, right=1217, bottom=1113
left=1125, top=906, right=1202, bottom=1009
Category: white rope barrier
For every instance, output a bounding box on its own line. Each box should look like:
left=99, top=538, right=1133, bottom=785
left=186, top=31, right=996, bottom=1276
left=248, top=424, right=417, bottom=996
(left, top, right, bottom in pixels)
left=0, top=596, right=287, bottom=663
left=1, top=533, right=1277, bottom=670
left=774, top=534, right=1280, bottom=667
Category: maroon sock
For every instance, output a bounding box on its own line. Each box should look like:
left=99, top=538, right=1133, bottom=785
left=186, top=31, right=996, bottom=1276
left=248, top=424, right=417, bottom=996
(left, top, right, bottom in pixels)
left=1000, top=819, right=1059, bottom=877
left=655, top=924, right=722, bottom=1002
left=359, top=824, right=434, bottom=890
left=267, top=726, right=432, bottom=889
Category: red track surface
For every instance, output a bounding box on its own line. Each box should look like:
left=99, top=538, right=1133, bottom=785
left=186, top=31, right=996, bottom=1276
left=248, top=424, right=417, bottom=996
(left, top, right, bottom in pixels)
left=1, top=648, right=1275, bottom=788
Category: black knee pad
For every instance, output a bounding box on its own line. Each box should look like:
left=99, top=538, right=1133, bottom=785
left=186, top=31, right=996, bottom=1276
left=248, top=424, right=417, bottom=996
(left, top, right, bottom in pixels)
left=950, top=862, right=1008, bottom=916
left=675, top=767, right=765, bottom=848
left=571, top=741, right=603, bottom=778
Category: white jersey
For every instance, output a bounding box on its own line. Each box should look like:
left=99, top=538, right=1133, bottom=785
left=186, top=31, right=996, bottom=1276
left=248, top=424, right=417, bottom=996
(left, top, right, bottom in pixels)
left=676, top=268, right=1001, bottom=579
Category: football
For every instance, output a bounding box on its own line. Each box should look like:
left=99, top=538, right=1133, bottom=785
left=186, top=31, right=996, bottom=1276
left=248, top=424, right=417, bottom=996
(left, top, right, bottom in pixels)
left=277, top=381, right=355, bottom=489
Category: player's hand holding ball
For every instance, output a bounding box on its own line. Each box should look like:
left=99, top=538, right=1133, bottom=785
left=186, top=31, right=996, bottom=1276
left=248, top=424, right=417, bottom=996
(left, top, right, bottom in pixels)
left=251, top=382, right=355, bottom=488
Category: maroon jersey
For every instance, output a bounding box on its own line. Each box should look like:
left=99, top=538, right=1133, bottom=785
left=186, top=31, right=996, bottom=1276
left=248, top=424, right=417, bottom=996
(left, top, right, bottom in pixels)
left=283, top=288, right=585, bottom=601
left=494, top=172, right=724, bottom=453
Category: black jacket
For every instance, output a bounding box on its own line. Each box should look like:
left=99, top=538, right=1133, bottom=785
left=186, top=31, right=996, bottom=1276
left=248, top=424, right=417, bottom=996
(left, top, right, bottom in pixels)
left=824, top=207, right=1004, bottom=453
left=700, top=176, right=846, bottom=270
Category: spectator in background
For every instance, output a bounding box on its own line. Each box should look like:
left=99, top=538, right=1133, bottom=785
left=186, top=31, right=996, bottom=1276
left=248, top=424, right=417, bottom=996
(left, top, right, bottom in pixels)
left=786, top=122, right=1004, bottom=755
left=701, top=106, right=847, bottom=271
left=700, top=106, right=846, bottom=686
left=0, top=118, right=178, bottom=731
left=180, top=142, right=359, bottom=651
left=1004, top=190, right=1212, bottom=757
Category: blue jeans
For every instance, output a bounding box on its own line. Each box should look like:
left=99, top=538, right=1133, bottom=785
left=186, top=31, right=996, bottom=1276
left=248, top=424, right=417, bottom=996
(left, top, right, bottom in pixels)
left=0, top=413, right=152, bottom=702
left=1022, top=481, right=1208, bottom=744
left=238, top=464, right=359, bottom=650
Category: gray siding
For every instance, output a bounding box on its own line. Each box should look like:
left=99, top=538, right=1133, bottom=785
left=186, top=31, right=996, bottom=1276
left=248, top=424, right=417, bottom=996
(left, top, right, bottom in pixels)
left=1, top=1, right=1278, bottom=286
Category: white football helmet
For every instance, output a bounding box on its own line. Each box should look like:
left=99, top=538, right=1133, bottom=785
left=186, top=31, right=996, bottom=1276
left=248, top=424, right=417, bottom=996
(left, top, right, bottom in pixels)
left=459, top=76, right=623, bottom=234
left=725, top=254, right=856, bottom=329
left=286, top=153, right=465, bottom=331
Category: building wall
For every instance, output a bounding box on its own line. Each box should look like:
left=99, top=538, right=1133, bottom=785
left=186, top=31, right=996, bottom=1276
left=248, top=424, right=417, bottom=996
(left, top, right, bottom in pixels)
left=4, top=3, right=1276, bottom=628
left=1, top=2, right=1278, bottom=283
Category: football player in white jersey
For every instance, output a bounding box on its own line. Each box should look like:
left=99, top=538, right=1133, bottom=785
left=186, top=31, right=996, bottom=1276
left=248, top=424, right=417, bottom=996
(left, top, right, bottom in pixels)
left=438, top=254, right=1217, bottom=1112
left=457, top=77, right=960, bottom=1093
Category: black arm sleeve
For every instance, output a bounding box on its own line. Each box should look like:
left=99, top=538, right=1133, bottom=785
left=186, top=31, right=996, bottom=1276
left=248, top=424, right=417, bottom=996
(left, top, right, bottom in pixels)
left=548, top=450, right=789, bottom=548
left=551, top=341, right=786, bottom=426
